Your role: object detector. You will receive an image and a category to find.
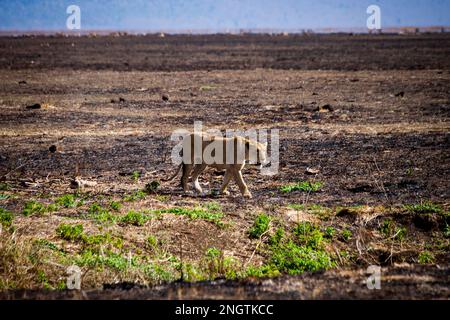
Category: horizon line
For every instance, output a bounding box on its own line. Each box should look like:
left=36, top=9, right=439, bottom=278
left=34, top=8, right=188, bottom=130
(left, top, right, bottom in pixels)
left=1, top=25, right=449, bottom=36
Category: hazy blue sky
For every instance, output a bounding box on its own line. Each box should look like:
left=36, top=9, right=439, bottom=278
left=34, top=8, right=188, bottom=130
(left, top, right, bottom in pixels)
left=0, top=0, right=449, bottom=31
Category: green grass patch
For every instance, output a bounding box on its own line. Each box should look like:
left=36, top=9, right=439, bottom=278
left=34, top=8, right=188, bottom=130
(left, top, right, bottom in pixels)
left=33, top=239, right=61, bottom=251
left=418, top=251, right=435, bottom=264
left=251, top=222, right=334, bottom=277
left=22, top=200, right=57, bottom=216
left=0, top=193, right=11, bottom=200
left=121, top=210, right=149, bottom=226
left=153, top=206, right=224, bottom=223
left=324, top=226, right=336, bottom=238
left=341, top=229, right=352, bottom=242
left=0, top=207, right=13, bottom=227
left=87, top=203, right=116, bottom=223
left=380, top=219, right=407, bottom=241
left=109, top=201, right=122, bottom=211
left=248, top=213, right=271, bottom=239
left=55, top=194, right=83, bottom=208
left=123, top=190, right=147, bottom=202
left=404, top=202, right=442, bottom=214
left=56, top=223, right=84, bottom=241
left=0, top=183, right=10, bottom=191
left=280, top=181, right=323, bottom=193
left=131, top=171, right=140, bottom=183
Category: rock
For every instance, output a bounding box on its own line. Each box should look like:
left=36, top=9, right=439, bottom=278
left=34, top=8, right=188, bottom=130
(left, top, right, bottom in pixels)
left=48, top=145, right=57, bottom=153
left=305, top=167, right=320, bottom=175
left=144, top=180, right=160, bottom=193
left=318, top=104, right=333, bottom=112
left=119, top=97, right=126, bottom=102
left=162, top=94, right=169, bottom=101
left=26, top=103, right=41, bottom=110
left=18, top=80, right=27, bottom=85
left=395, top=91, right=405, bottom=97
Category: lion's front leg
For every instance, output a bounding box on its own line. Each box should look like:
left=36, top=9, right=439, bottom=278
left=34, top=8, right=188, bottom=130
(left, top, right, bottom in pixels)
left=234, top=170, right=252, bottom=198
left=219, top=170, right=232, bottom=195
left=191, top=164, right=207, bottom=194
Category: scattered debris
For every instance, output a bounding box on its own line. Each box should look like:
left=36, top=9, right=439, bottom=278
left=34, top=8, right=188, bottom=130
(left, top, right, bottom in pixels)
left=20, top=179, right=39, bottom=188
left=70, top=177, right=97, bottom=189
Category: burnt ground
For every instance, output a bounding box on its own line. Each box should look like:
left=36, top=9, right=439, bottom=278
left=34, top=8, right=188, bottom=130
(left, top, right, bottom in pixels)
left=0, top=33, right=449, bottom=299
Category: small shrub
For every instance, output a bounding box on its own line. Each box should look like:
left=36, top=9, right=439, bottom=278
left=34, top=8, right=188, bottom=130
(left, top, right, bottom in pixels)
left=0, top=193, right=11, bottom=200
left=204, top=202, right=221, bottom=212
left=404, top=202, right=442, bottom=214
left=123, top=190, right=146, bottom=202
left=88, top=203, right=116, bottom=223
left=131, top=171, right=140, bottom=182
left=34, top=239, right=60, bottom=251
left=144, top=181, right=160, bottom=193
left=293, top=222, right=324, bottom=249
left=146, top=235, right=159, bottom=249
left=0, top=183, right=10, bottom=191
left=109, top=201, right=122, bottom=211
left=341, top=229, right=352, bottom=241
left=280, top=181, right=323, bottom=193
left=444, top=224, right=450, bottom=238
left=324, top=226, right=335, bottom=238
left=121, top=210, right=148, bottom=226
left=0, top=207, right=13, bottom=227
left=56, top=223, right=84, bottom=241
left=55, top=194, right=78, bottom=208
left=380, top=219, right=407, bottom=241
left=249, top=213, right=271, bottom=239
left=418, top=251, right=435, bottom=264
left=380, top=219, right=394, bottom=237
left=269, top=227, right=285, bottom=246
left=22, top=200, right=54, bottom=216
left=394, top=227, right=407, bottom=241
left=269, top=240, right=333, bottom=275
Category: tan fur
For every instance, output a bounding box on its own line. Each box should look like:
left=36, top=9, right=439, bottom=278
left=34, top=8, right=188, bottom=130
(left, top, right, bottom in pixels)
left=167, top=133, right=267, bottom=198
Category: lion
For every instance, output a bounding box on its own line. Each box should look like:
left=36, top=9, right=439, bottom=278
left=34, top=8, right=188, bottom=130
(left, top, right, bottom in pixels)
left=164, top=133, right=267, bottom=198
